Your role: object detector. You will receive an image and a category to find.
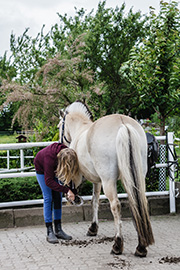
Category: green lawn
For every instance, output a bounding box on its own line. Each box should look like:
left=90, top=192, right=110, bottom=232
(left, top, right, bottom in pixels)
left=0, top=134, right=18, bottom=144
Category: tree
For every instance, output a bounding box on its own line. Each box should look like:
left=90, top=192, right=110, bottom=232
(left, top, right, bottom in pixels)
left=9, top=27, right=53, bottom=84
left=0, top=53, right=19, bottom=131
left=0, top=1, right=148, bottom=136
left=120, top=1, right=180, bottom=135
left=8, top=1, right=148, bottom=115
left=53, top=1, right=148, bottom=116
left=0, top=34, right=101, bottom=137
left=0, top=53, right=16, bottom=82
left=85, top=2, right=148, bottom=116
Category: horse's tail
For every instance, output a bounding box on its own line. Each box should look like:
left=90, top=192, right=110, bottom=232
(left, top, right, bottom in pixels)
left=116, top=124, right=154, bottom=247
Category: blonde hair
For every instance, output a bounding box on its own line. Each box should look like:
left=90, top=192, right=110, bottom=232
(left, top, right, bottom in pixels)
left=56, top=148, right=80, bottom=187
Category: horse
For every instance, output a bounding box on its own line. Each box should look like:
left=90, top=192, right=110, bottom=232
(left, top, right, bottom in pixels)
left=58, top=101, right=154, bottom=257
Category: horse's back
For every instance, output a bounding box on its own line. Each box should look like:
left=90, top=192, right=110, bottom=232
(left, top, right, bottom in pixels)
left=87, top=114, right=145, bottom=147
left=85, top=114, right=146, bottom=181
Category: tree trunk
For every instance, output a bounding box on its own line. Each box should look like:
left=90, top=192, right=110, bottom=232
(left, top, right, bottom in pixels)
left=160, top=116, right=166, bottom=136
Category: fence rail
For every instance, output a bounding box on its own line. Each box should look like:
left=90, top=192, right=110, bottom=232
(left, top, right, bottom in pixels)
left=0, top=141, right=54, bottom=173
left=0, top=191, right=170, bottom=209
left=0, top=133, right=178, bottom=213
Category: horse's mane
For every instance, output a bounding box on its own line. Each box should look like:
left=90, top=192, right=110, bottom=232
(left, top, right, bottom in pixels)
left=65, top=101, right=93, bottom=121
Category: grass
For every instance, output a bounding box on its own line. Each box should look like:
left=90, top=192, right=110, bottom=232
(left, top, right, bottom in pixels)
left=0, top=134, right=17, bottom=144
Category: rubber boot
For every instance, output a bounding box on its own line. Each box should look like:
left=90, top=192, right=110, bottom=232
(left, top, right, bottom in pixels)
left=54, top=219, right=72, bottom=240
left=46, top=222, right=59, bottom=244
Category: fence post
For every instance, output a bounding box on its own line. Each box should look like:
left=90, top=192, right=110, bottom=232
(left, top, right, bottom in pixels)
left=159, top=144, right=166, bottom=191
left=167, top=132, right=176, bottom=213
left=7, top=150, right=10, bottom=170
left=20, top=149, right=24, bottom=173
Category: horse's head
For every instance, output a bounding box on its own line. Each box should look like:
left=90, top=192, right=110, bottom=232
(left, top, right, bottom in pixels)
left=58, top=101, right=93, bottom=145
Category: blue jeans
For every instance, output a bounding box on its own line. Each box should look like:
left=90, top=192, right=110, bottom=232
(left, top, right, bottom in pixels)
left=36, top=173, right=62, bottom=223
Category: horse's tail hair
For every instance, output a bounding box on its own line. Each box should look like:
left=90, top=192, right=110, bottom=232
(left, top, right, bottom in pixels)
left=116, top=124, right=154, bottom=247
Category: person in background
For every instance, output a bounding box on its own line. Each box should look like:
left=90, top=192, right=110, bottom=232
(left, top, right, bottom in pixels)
left=34, top=143, right=79, bottom=244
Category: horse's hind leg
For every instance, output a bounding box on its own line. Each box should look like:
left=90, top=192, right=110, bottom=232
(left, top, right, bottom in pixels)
left=102, top=181, right=124, bottom=255
left=87, top=182, right=101, bottom=236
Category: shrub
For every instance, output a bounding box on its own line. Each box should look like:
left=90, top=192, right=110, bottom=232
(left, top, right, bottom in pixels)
left=0, top=176, right=127, bottom=203
left=77, top=179, right=125, bottom=196
left=0, top=177, right=42, bottom=202
left=146, top=169, right=159, bottom=192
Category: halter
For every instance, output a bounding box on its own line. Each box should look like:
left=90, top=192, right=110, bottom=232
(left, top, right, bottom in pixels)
left=60, top=113, right=71, bottom=144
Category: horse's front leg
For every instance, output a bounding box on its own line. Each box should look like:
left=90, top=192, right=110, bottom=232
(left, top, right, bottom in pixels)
left=87, top=182, right=101, bottom=236
left=103, top=181, right=123, bottom=255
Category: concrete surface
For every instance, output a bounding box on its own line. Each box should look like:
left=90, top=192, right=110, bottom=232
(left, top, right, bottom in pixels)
left=0, top=214, right=180, bottom=270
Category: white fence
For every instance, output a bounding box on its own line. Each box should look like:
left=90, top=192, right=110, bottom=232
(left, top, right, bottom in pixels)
left=0, top=133, right=178, bottom=213
left=0, top=141, right=53, bottom=177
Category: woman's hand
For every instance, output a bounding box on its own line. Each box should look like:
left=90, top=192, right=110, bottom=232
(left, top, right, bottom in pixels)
left=67, top=189, right=75, bottom=201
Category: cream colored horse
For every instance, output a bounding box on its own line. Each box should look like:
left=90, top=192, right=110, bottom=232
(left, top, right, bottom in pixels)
left=59, top=101, right=154, bottom=257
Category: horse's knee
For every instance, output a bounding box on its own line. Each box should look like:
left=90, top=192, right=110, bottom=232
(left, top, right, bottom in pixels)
left=87, top=222, right=98, bottom=236
left=111, top=236, right=124, bottom=255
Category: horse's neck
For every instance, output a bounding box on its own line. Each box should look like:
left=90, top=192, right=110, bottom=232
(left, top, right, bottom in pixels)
left=69, top=116, right=92, bottom=138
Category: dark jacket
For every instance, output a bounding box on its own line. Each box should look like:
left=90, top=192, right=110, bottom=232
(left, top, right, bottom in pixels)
left=34, top=143, right=69, bottom=194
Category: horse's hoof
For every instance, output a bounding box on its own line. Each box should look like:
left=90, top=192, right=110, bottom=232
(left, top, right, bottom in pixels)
left=135, top=245, right=147, bottom=257
left=87, top=222, right=98, bottom=236
left=110, top=236, right=124, bottom=255
left=87, top=230, right=97, bottom=236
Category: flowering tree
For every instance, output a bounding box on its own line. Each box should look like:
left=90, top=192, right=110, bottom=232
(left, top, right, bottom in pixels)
left=0, top=34, right=104, bottom=138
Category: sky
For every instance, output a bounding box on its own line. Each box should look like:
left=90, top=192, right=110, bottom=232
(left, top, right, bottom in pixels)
left=0, top=0, right=169, bottom=57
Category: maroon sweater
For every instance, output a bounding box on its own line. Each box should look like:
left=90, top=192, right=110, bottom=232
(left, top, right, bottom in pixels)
left=34, top=143, right=69, bottom=194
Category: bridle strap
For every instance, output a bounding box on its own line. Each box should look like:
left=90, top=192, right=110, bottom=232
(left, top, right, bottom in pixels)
left=60, top=116, right=65, bottom=143
left=60, top=113, right=71, bottom=144
left=64, top=135, right=71, bottom=144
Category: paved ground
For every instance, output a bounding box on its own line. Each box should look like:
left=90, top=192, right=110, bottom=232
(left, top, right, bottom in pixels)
left=0, top=214, right=180, bottom=270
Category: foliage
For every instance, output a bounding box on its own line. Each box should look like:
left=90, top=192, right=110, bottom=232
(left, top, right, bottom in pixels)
left=52, top=2, right=148, bottom=117
left=84, top=2, right=148, bottom=116
left=0, top=173, right=160, bottom=202
left=0, top=176, right=93, bottom=203
left=0, top=52, right=16, bottom=82
left=146, top=169, right=159, bottom=192
left=0, top=54, right=20, bottom=131
left=0, top=34, right=101, bottom=134
left=77, top=180, right=93, bottom=196
left=0, top=102, right=21, bottom=131
left=0, top=1, right=148, bottom=137
left=0, top=148, right=34, bottom=170
left=0, top=176, right=127, bottom=203
left=0, top=134, right=17, bottom=144
left=0, top=177, right=42, bottom=202
left=10, top=27, right=53, bottom=84
left=166, top=115, right=180, bottom=137
left=78, top=179, right=125, bottom=196
left=120, top=1, right=180, bottom=135
left=0, top=1, right=180, bottom=139
left=32, top=120, right=59, bottom=142
left=37, top=33, right=102, bottom=111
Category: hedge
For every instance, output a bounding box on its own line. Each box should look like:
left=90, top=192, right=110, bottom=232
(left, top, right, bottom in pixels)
left=0, top=176, right=127, bottom=203
left=0, top=177, right=42, bottom=202
left=0, top=174, right=159, bottom=203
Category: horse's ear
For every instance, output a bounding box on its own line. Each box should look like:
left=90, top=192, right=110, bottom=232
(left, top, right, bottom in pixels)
left=59, top=109, right=64, bottom=119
